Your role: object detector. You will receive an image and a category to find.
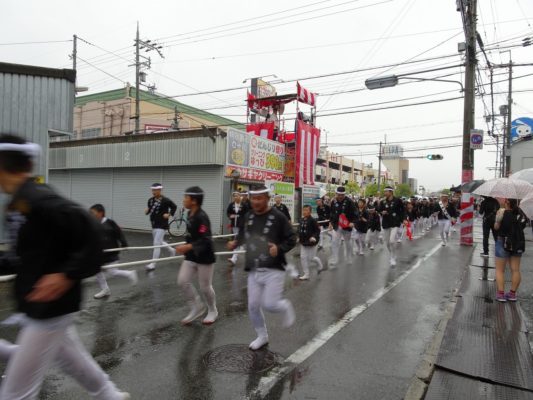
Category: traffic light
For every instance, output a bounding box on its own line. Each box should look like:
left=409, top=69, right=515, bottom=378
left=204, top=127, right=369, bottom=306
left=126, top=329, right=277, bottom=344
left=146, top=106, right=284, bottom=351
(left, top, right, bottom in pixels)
left=426, top=154, right=443, bottom=160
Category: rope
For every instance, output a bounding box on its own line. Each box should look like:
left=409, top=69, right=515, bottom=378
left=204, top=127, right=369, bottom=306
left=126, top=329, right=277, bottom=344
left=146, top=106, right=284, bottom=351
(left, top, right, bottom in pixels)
left=0, top=250, right=247, bottom=283
left=104, top=233, right=237, bottom=252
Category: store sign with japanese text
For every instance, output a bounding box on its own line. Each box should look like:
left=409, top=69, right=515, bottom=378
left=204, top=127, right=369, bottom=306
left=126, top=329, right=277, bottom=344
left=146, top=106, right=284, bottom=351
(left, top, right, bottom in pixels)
left=226, top=128, right=285, bottom=181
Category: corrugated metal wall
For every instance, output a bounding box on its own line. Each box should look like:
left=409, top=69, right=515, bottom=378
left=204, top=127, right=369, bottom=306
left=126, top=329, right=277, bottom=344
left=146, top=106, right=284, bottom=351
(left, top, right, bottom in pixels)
left=49, top=136, right=227, bottom=169
left=49, top=166, right=225, bottom=233
left=0, top=72, right=74, bottom=176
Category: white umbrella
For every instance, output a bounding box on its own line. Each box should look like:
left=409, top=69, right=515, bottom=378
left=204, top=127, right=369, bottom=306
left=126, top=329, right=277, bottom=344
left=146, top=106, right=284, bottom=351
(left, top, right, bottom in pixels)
left=519, top=192, right=533, bottom=219
left=511, top=168, right=533, bottom=185
left=473, top=177, right=533, bottom=199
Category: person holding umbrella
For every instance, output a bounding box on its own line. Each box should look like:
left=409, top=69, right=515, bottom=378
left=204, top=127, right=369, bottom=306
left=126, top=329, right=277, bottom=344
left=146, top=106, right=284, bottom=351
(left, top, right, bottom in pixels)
left=494, top=198, right=528, bottom=302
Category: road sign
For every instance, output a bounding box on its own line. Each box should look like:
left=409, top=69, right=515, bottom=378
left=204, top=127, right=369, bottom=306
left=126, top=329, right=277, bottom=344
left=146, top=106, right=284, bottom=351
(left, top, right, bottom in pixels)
left=470, top=129, right=483, bottom=150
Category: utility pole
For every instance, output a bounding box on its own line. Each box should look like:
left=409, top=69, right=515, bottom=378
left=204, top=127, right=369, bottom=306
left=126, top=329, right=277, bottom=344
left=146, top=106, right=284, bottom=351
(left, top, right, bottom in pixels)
left=505, top=59, right=513, bottom=176
left=461, top=0, right=477, bottom=185
left=72, top=34, right=77, bottom=73
left=459, top=0, right=477, bottom=247
left=135, top=23, right=140, bottom=134
left=132, top=22, right=164, bottom=134
left=377, top=141, right=382, bottom=195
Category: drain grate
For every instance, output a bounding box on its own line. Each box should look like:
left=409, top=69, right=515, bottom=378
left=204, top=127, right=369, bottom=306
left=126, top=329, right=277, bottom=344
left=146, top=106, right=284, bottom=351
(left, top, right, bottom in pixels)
left=203, top=344, right=281, bottom=374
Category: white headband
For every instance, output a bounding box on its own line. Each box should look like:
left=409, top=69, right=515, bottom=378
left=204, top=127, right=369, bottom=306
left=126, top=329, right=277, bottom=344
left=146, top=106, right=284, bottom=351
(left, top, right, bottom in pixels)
left=0, top=143, right=41, bottom=158
left=151, top=185, right=163, bottom=190
left=249, top=188, right=270, bottom=195
left=184, top=191, right=204, bottom=196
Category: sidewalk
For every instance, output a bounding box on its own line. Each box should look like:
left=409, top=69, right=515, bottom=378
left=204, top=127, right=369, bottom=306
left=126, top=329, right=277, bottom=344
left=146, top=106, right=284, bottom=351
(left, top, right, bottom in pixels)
left=423, top=220, right=533, bottom=399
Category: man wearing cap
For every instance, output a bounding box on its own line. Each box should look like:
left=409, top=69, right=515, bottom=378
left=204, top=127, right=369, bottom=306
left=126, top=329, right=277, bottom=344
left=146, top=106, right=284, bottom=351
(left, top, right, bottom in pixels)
left=329, top=186, right=357, bottom=267
left=378, top=186, right=406, bottom=266
left=144, top=183, right=178, bottom=271
left=226, top=191, right=248, bottom=265
left=434, top=193, right=458, bottom=246
left=227, top=185, right=297, bottom=350
left=0, top=134, right=129, bottom=399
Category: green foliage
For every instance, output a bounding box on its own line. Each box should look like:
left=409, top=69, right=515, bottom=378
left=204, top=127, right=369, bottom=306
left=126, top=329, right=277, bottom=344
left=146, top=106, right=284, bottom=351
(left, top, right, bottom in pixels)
left=395, top=183, right=413, bottom=198
left=345, top=181, right=360, bottom=194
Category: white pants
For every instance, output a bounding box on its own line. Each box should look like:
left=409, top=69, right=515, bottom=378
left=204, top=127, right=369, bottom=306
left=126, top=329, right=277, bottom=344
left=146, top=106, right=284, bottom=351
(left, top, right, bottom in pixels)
left=247, top=269, right=292, bottom=338
left=382, top=227, right=399, bottom=259
left=331, top=227, right=353, bottom=265
left=0, top=314, right=124, bottom=400
left=318, top=226, right=331, bottom=248
left=365, top=229, right=379, bottom=247
left=438, top=219, right=451, bottom=242
left=230, top=227, right=243, bottom=263
left=152, top=228, right=175, bottom=261
left=177, top=260, right=217, bottom=313
left=300, top=246, right=323, bottom=276
left=96, top=262, right=134, bottom=291
left=352, top=231, right=366, bottom=253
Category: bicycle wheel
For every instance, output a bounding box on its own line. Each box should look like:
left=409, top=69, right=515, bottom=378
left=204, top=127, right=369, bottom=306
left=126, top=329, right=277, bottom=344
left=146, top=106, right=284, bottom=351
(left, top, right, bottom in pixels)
left=168, top=218, right=187, bottom=237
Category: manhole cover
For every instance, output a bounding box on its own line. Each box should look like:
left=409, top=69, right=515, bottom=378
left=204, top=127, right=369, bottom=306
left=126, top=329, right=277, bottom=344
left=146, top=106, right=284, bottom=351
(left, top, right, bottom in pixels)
left=203, top=344, right=281, bottom=373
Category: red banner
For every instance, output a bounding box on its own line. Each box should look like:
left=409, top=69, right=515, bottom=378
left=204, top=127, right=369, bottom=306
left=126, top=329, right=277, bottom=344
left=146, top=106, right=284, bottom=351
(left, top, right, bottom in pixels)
left=295, top=121, right=320, bottom=188
left=246, top=122, right=275, bottom=140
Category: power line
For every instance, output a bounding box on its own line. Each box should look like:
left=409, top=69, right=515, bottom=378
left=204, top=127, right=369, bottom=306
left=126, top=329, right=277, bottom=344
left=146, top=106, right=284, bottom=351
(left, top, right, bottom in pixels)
left=0, top=39, right=71, bottom=46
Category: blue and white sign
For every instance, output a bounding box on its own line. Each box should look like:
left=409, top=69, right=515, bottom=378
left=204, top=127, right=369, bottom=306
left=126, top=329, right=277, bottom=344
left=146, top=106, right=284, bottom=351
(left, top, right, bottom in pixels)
left=470, top=129, right=483, bottom=150
left=511, top=117, right=533, bottom=142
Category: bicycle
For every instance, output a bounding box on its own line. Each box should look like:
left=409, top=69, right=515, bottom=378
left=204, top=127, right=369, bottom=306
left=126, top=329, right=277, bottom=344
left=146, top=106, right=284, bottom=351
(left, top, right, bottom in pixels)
left=167, top=208, right=188, bottom=238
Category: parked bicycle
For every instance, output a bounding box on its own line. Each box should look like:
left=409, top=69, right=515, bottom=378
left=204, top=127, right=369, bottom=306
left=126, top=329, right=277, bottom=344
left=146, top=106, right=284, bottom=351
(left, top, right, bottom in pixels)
left=167, top=207, right=188, bottom=237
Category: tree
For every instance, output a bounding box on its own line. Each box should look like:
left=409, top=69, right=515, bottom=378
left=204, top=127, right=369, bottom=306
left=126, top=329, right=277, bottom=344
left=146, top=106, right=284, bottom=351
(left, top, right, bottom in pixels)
left=395, top=183, right=413, bottom=198
left=345, top=181, right=361, bottom=195
left=363, top=183, right=387, bottom=197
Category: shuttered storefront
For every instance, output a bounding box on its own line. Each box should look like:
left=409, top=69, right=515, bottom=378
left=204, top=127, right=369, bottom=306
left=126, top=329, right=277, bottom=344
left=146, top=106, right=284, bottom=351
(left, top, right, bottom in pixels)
left=49, top=165, right=224, bottom=233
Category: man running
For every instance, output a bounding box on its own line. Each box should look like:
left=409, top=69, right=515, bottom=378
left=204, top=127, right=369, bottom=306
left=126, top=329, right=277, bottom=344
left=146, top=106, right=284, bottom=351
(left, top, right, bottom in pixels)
left=434, top=193, right=458, bottom=246
left=315, top=197, right=331, bottom=249
left=227, top=185, right=297, bottom=350
left=378, top=186, right=405, bottom=266
left=90, top=204, right=138, bottom=299
left=176, top=187, right=218, bottom=325
left=144, top=183, right=177, bottom=271
left=298, top=205, right=323, bottom=280
left=226, top=191, right=248, bottom=266
left=329, top=186, right=356, bottom=267
left=0, top=134, right=129, bottom=400
left=272, top=194, right=292, bottom=223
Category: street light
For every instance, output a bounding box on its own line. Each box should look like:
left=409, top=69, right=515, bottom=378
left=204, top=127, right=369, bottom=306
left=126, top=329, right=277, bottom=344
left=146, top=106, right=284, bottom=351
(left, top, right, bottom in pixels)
left=365, top=74, right=464, bottom=92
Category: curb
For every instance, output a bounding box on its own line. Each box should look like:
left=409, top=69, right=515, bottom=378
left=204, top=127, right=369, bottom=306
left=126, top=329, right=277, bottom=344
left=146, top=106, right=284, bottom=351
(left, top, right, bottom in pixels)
left=403, top=293, right=457, bottom=400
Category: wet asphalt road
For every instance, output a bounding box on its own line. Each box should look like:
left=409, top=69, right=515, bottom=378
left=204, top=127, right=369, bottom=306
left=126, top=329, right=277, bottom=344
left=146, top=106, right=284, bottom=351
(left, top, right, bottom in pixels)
left=0, top=224, right=475, bottom=400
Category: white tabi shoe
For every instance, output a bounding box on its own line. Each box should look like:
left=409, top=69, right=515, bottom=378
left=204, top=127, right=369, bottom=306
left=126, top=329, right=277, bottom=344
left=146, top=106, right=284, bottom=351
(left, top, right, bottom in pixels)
left=249, top=336, right=269, bottom=350
left=181, top=304, right=206, bottom=325
left=283, top=302, right=296, bottom=328
left=94, top=288, right=111, bottom=299
left=202, top=309, right=219, bottom=325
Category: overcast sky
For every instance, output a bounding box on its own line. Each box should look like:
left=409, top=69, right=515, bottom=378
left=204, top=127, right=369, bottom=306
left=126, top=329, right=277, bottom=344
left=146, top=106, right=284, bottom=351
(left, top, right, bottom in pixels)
left=1, top=0, right=532, bottom=191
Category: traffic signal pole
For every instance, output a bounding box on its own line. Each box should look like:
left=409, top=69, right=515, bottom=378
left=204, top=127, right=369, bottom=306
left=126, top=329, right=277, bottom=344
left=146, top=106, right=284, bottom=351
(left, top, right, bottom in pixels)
left=460, top=0, right=477, bottom=246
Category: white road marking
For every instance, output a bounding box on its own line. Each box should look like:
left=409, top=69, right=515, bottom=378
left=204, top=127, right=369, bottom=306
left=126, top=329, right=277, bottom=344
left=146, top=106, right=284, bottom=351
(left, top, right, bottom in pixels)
left=246, top=242, right=444, bottom=400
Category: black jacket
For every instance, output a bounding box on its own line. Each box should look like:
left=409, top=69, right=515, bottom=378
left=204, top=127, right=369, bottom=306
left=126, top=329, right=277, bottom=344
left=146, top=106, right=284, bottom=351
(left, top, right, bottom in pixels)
left=299, top=216, right=321, bottom=246
left=316, top=205, right=331, bottom=227
left=354, top=209, right=369, bottom=233
left=184, top=209, right=216, bottom=264
left=433, top=202, right=458, bottom=220
left=2, top=179, right=103, bottom=319
left=237, top=208, right=296, bottom=271
left=330, top=197, right=357, bottom=231
left=100, top=218, right=128, bottom=264
left=273, top=203, right=291, bottom=221
left=226, top=201, right=248, bottom=229
left=146, top=196, right=177, bottom=229
left=367, top=211, right=381, bottom=231
left=479, top=197, right=499, bottom=223
left=378, top=197, right=405, bottom=229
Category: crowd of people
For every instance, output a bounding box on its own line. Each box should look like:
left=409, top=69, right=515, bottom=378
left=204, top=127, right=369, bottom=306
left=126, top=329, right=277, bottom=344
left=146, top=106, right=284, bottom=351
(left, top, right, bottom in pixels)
left=0, top=133, right=529, bottom=399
